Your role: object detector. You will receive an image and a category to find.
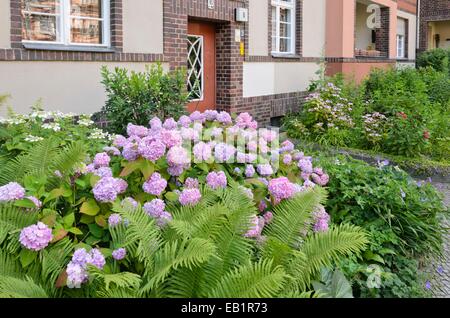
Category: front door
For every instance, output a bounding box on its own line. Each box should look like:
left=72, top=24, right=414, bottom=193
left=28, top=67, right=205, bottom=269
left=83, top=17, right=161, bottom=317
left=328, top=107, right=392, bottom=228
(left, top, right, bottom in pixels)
left=187, top=21, right=216, bottom=113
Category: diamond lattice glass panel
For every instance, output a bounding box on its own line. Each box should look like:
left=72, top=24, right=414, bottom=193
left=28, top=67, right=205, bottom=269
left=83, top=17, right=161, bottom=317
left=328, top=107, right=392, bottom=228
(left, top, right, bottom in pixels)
left=187, top=35, right=204, bottom=100
left=71, top=0, right=102, bottom=18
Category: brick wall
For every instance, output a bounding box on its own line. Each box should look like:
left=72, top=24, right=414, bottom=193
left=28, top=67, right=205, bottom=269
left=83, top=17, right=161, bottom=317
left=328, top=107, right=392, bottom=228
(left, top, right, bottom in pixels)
left=375, top=7, right=391, bottom=57
left=419, top=0, right=450, bottom=51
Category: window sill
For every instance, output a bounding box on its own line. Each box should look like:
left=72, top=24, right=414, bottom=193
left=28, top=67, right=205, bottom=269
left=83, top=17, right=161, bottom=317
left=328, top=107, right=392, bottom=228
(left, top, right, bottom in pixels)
left=271, top=53, right=301, bottom=59
left=22, top=42, right=115, bottom=53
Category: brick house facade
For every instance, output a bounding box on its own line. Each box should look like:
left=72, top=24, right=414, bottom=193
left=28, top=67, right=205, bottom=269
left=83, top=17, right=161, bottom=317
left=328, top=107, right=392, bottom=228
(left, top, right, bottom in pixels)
left=419, top=0, right=450, bottom=51
left=0, top=0, right=418, bottom=126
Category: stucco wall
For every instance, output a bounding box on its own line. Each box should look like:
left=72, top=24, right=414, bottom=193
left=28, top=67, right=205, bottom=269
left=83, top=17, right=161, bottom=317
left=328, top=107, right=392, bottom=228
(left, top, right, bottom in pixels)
left=248, top=0, right=269, bottom=56
left=302, top=0, right=326, bottom=57
left=397, top=10, right=417, bottom=59
left=326, top=61, right=394, bottom=83
left=242, top=62, right=319, bottom=97
left=428, top=21, right=450, bottom=49
left=0, top=62, right=168, bottom=116
left=0, top=0, right=10, bottom=49
left=122, top=0, right=164, bottom=54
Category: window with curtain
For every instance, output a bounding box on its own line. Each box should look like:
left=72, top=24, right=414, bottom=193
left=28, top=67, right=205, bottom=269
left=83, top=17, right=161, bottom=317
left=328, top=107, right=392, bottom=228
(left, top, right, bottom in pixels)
left=271, top=0, right=295, bottom=55
left=21, top=0, right=110, bottom=47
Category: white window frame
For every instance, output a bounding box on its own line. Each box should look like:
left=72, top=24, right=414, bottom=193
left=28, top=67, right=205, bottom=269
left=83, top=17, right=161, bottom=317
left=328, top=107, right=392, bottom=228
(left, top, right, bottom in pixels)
left=22, top=0, right=110, bottom=48
left=271, top=0, right=296, bottom=55
left=396, top=34, right=405, bottom=59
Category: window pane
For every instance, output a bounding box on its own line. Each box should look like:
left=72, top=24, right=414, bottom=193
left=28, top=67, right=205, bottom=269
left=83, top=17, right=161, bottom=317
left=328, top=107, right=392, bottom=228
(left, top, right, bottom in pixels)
left=280, top=38, right=290, bottom=53
left=280, top=22, right=291, bottom=38
left=71, top=18, right=103, bottom=44
left=71, top=0, right=102, bottom=18
left=272, top=7, right=277, bottom=50
left=22, top=0, right=60, bottom=14
left=22, top=13, right=58, bottom=41
left=280, top=8, right=291, bottom=23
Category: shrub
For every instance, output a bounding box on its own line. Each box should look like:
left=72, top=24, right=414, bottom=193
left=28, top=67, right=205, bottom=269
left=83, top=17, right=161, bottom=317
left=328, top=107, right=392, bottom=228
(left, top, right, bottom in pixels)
left=318, top=155, right=447, bottom=298
left=100, top=64, right=188, bottom=134
left=0, top=111, right=368, bottom=298
left=417, top=48, right=450, bottom=75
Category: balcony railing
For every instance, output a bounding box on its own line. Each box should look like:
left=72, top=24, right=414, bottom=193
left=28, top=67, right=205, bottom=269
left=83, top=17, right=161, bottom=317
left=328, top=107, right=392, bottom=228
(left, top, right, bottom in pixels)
left=354, top=49, right=387, bottom=58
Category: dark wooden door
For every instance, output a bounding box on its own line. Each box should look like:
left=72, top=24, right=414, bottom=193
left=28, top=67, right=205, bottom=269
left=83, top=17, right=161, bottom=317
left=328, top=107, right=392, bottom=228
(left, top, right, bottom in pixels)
left=187, top=21, right=216, bottom=112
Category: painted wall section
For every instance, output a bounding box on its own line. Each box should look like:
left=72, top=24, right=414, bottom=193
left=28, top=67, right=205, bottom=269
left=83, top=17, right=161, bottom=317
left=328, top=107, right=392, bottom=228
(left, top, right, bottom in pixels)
left=0, top=0, right=11, bottom=49
left=123, top=0, right=164, bottom=54
left=248, top=0, right=269, bottom=56
left=0, top=62, right=167, bottom=116
left=243, top=62, right=319, bottom=97
left=302, top=0, right=326, bottom=57
left=397, top=10, right=417, bottom=59
left=327, top=61, right=394, bottom=83
left=326, top=0, right=355, bottom=58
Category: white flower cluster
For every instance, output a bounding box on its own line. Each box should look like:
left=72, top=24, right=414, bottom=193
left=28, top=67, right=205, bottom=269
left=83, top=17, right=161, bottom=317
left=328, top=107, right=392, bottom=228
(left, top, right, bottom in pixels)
left=89, top=128, right=110, bottom=140
left=24, top=135, right=44, bottom=143
left=362, top=112, right=388, bottom=143
left=42, top=122, right=61, bottom=132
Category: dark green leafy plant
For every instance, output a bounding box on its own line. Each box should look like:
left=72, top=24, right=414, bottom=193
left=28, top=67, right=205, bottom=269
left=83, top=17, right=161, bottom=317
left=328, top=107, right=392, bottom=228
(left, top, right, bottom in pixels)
left=417, top=48, right=450, bottom=75
left=318, top=155, right=447, bottom=298
left=100, top=64, right=188, bottom=134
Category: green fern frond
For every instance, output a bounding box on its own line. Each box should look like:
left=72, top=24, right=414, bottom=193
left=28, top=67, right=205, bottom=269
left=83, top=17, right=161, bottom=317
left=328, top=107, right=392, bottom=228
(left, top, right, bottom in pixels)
left=208, top=259, right=287, bottom=298
left=40, top=238, right=74, bottom=287
left=265, top=187, right=327, bottom=247
left=141, top=238, right=216, bottom=293
left=0, top=250, right=23, bottom=278
left=0, top=204, right=38, bottom=248
left=0, top=276, right=48, bottom=298
left=89, top=266, right=142, bottom=292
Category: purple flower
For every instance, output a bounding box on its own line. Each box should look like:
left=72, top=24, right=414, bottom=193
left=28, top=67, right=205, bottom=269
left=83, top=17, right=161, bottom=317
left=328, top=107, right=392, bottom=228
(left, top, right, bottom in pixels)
left=283, top=154, right=292, bottom=165
left=90, top=248, right=106, bottom=269
left=113, top=135, right=127, bottom=148
left=26, top=196, right=42, bottom=209
left=93, top=177, right=123, bottom=203
left=437, top=266, right=444, bottom=275
left=161, top=129, right=183, bottom=148
left=179, top=188, right=202, bottom=206
left=206, top=171, right=227, bottom=190
left=193, top=142, right=212, bottom=162
left=214, top=143, right=236, bottom=162
left=143, top=173, right=167, bottom=196
left=204, top=110, right=218, bottom=121
left=144, top=199, right=166, bottom=218
left=280, top=140, right=295, bottom=153
left=71, top=248, right=92, bottom=266
left=66, top=263, right=88, bottom=289
left=268, top=177, right=295, bottom=204
left=0, top=182, right=26, bottom=202
left=292, top=151, right=304, bottom=161
left=156, top=211, right=173, bottom=228
left=190, top=111, right=206, bottom=123
left=112, top=248, right=127, bottom=261
left=257, top=164, right=274, bottom=176
left=167, top=146, right=190, bottom=166
left=138, top=138, right=166, bottom=161
left=163, top=118, right=178, bottom=130
left=263, top=212, right=273, bottom=224
left=425, top=281, right=431, bottom=290
left=19, top=222, right=53, bottom=251
left=245, top=165, right=256, bottom=178
left=178, top=115, right=192, bottom=128
left=185, top=178, right=199, bottom=189
left=149, top=117, right=163, bottom=131
left=103, top=146, right=121, bottom=156
left=121, top=197, right=138, bottom=209
left=116, top=179, right=128, bottom=194
left=167, top=164, right=186, bottom=177
left=94, top=167, right=113, bottom=178
left=108, top=213, right=122, bottom=227
left=127, top=123, right=148, bottom=137
left=235, top=113, right=254, bottom=129
left=311, top=173, right=330, bottom=186
left=244, top=216, right=265, bottom=238
left=312, top=206, right=330, bottom=233
left=216, top=111, right=232, bottom=125
left=122, top=142, right=139, bottom=161
left=259, top=200, right=267, bottom=212
left=298, top=159, right=313, bottom=174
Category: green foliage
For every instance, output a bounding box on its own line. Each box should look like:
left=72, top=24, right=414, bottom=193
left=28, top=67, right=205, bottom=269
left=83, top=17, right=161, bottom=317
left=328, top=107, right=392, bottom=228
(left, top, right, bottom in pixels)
left=100, top=63, right=188, bottom=134
left=312, top=268, right=354, bottom=298
left=0, top=185, right=368, bottom=298
left=417, top=48, right=450, bottom=75
left=318, top=155, right=447, bottom=298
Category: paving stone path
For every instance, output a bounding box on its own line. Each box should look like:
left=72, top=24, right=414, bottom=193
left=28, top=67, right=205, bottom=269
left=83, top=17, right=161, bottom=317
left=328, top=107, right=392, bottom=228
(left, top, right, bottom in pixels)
left=425, top=181, right=450, bottom=298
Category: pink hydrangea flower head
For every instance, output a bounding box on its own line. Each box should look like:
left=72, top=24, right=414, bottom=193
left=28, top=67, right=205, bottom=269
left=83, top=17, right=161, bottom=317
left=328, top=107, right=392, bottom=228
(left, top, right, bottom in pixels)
left=93, top=177, right=121, bottom=203
left=167, top=145, right=190, bottom=166
left=66, top=263, right=88, bottom=289
left=259, top=200, right=267, bottom=212
left=163, top=118, right=178, bottom=130
left=204, top=110, right=218, bottom=121
left=161, top=129, right=183, bottom=148
left=94, top=167, right=113, bottom=178
left=185, top=178, right=199, bottom=189
left=263, top=212, right=274, bottom=224
left=113, top=135, right=127, bottom=148
left=108, top=213, right=122, bottom=227
left=216, top=111, right=233, bottom=125
left=268, top=177, right=295, bottom=204
left=167, top=164, right=186, bottom=177
left=144, top=199, right=166, bottom=218
left=116, top=178, right=128, bottom=194
left=280, top=140, right=295, bottom=153
left=190, top=111, right=206, bottom=123
left=122, top=141, right=139, bottom=161
left=312, top=173, right=329, bottom=186
left=193, top=142, right=212, bottom=162
left=235, top=112, right=254, bottom=129
left=206, top=171, right=227, bottom=190
left=312, top=205, right=330, bottom=233
left=90, top=248, right=106, bottom=269
left=138, top=138, right=166, bottom=161
left=127, top=123, right=149, bottom=138
left=214, top=143, right=236, bottom=162
left=93, top=152, right=111, bottom=168
left=143, top=173, right=167, bottom=196
left=0, top=182, right=26, bottom=202
left=149, top=117, right=163, bottom=131
left=19, top=222, right=53, bottom=251
left=244, top=216, right=265, bottom=238
left=283, top=154, right=292, bottom=165
left=178, top=115, right=192, bottom=128
left=298, top=158, right=313, bottom=174
left=179, top=188, right=202, bottom=206
left=257, top=164, right=274, bottom=176
left=112, top=248, right=127, bottom=261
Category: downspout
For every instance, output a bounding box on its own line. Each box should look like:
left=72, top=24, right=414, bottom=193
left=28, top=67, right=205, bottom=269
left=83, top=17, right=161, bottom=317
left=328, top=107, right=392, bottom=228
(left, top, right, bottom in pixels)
left=416, top=0, right=420, bottom=57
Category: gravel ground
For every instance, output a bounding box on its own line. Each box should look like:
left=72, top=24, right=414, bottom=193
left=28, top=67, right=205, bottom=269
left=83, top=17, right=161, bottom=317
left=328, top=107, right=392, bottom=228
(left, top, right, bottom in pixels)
left=424, top=181, right=450, bottom=298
